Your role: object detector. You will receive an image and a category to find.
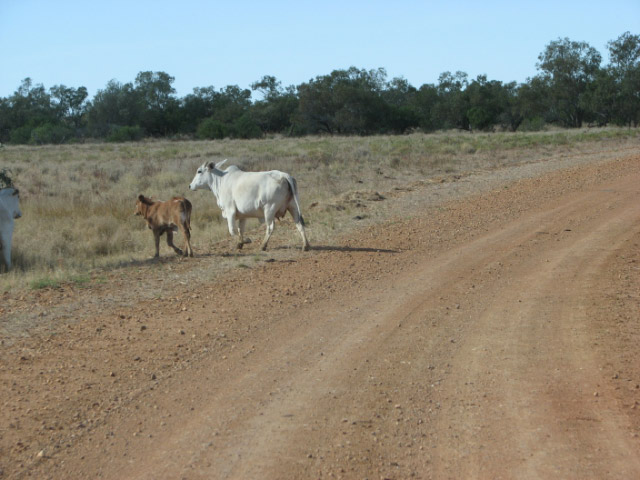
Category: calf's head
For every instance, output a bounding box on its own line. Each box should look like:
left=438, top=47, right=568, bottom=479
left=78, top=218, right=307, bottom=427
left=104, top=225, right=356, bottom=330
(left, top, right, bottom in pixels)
left=134, top=194, right=153, bottom=217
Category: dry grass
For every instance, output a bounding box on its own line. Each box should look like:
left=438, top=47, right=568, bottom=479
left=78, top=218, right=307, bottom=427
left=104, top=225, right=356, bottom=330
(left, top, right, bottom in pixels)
left=0, top=128, right=638, bottom=291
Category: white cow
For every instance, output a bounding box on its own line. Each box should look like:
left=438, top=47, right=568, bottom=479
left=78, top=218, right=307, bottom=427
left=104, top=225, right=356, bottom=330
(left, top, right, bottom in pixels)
left=189, top=160, right=310, bottom=251
left=0, top=187, right=22, bottom=271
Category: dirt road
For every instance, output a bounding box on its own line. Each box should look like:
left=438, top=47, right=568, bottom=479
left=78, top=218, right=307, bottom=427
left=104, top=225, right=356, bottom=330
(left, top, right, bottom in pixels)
left=2, top=151, right=640, bottom=479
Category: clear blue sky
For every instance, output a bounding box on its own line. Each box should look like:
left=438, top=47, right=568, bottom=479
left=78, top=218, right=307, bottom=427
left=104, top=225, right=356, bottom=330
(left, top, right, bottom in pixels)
left=1, top=0, right=638, bottom=100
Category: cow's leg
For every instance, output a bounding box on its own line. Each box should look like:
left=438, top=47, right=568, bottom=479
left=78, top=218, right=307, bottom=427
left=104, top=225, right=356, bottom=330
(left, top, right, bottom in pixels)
left=288, top=204, right=310, bottom=251
left=237, top=218, right=252, bottom=247
left=0, top=228, right=12, bottom=270
left=261, top=209, right=276, bottom=251
left=227, top=213, right=244, bottom=250
left=166, top=230, right=184, bottom=256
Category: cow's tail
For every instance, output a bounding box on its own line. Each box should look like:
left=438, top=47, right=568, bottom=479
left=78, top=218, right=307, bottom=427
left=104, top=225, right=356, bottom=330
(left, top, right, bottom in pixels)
left=285, top=175, right=305, bottom=226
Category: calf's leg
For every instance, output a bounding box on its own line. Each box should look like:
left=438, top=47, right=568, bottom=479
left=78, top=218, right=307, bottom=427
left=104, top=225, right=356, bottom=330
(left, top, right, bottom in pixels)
left=181, top=223, right=193, bottom=257
left=153, top=230, right=161, bottom=258
left=166, top=230, right=184, bottom=256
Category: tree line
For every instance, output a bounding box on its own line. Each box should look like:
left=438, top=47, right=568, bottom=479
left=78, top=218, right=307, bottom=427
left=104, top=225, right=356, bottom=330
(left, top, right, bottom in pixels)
left=0, top=32, right=638, bottom=145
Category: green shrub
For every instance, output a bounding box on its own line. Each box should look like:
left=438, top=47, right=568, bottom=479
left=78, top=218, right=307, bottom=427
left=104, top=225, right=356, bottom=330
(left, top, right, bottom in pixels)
left=107, top=125, right=144, bottom=142
left=519, top=117, right=546, bottom=132
left=30, top=123, right=74, bottom=145
left=232, top=113, right=262, bottom=139
left=196, top=118, right=228, bottom=139
left=9, top=125, right=33, bottom=144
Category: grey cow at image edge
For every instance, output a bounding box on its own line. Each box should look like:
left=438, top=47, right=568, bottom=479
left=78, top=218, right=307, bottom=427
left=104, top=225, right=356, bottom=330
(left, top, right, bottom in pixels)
left=0, top=187, right=22, bottom=272
left=189, top=160, right=310, bottom=252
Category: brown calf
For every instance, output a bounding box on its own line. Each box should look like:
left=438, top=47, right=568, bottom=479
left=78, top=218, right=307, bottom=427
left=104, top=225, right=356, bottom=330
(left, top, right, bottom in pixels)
left=134, top=195, right=193, bottom=258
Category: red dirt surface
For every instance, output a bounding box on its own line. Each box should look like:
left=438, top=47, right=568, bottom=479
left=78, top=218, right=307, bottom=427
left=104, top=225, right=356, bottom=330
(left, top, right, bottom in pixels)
left=2, top=151, right=640, bottom=479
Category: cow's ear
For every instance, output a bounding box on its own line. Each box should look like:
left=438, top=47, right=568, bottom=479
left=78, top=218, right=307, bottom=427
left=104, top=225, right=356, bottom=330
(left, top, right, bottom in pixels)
left=215, top=159, right=228, bottom=170
left=12, top=188, right=19, bottom=196
left=138, top=194, right=145, bottom=201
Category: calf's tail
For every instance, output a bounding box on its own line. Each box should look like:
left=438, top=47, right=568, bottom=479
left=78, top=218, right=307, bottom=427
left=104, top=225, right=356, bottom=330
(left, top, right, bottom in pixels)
left=183, top=198, right=193, bottom=231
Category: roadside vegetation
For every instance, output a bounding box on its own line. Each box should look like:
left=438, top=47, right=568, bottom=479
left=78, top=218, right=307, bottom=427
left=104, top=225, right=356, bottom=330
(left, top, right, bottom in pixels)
left=0, top=127, right=638, bottom=291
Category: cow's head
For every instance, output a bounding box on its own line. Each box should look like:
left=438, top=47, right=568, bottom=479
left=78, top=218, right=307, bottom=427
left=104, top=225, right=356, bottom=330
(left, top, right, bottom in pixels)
left=134, top=194, right=153, bottom=216
left=189, top=160, right=227, bottom=191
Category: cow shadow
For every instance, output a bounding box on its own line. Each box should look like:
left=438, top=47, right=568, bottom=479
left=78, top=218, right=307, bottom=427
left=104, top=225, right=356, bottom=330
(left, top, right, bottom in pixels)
left=309, top=245, right=399, bottom=254
left=271, top=245, right=399, bottom=254
left=124, top=245, right=399, bottom=267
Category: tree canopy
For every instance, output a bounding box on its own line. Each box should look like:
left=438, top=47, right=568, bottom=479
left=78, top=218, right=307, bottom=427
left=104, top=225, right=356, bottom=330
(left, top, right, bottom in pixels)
left=1, top=32, right=638, bottom=145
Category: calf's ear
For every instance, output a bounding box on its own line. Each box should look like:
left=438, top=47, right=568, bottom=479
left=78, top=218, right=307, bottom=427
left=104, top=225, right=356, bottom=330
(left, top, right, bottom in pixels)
left=138, top=194, right=145, bottom=201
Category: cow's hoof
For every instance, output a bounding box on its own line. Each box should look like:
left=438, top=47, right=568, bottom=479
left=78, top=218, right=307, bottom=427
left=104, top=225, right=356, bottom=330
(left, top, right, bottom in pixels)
left=236, top=243, right=244, bottom=250
left=175, top=249, right=184, bottom=256
left=303, top=244, right=310, bottom=251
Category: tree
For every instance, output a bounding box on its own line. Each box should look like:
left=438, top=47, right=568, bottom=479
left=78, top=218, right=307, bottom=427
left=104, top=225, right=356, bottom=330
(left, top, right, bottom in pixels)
left=382, top=77, right=420, bottom=133
left=87, top=80, right=141, bottom=137
left=180, top=86, right=218, bottom=134
left=536, top=37, right=602, bottom=127
left=134, top=71, right=180, bottom=136
left=465, top=75, right=511, bottom=131
left=433, top=71, right=470, bottom=131
left=582, top=68, right=617, bottom=126
left=296, top=67, right=389, bottom=135
left=515, top=76, right=552, bottom=129
left=3, top=78, right=58, bottom=143
left=195, top=85, right=256, bottom=139
left=412, top=83, right=439, bottom=132
left=50, top=85, right=89, bottom=129
left=607, top=32, right=640, bottom=127
left=210, top=85, right=253, bottom=125
left=251, top=76, right=298, bottom=134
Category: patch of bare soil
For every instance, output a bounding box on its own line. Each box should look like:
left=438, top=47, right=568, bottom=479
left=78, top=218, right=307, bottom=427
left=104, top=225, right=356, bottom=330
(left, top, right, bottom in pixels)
left=1, top=150, right=639, bottom=479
